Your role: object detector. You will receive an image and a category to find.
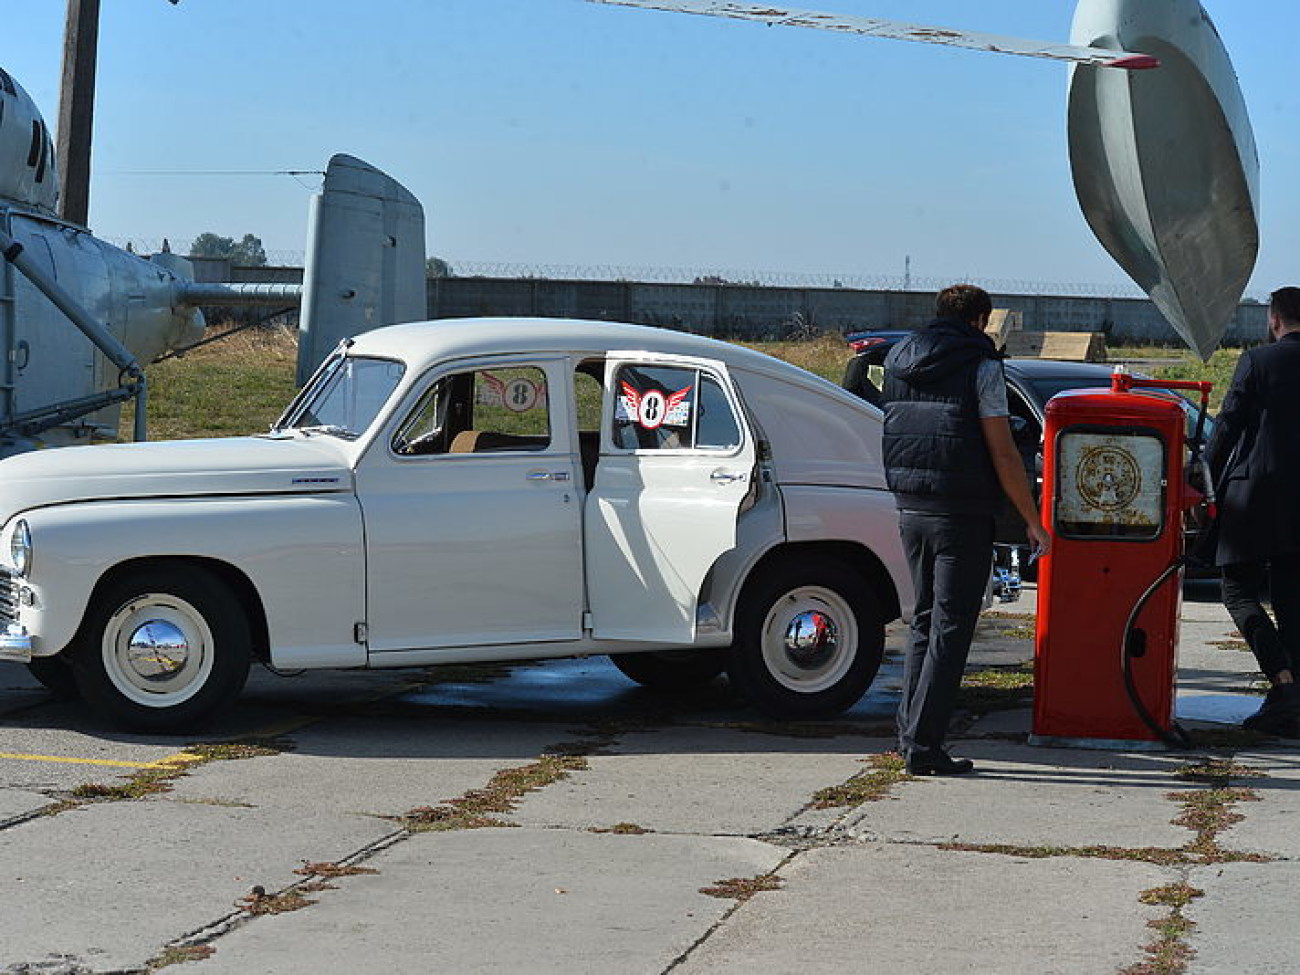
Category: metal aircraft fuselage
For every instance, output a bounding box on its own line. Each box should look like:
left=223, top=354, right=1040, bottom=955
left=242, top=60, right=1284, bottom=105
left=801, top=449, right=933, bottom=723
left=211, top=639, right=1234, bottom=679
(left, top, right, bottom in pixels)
left=0, top=67, right=203, bottom=450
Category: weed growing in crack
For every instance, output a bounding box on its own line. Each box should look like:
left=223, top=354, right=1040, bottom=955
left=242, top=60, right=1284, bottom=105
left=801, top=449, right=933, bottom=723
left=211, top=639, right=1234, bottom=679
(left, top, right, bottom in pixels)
left=393, top=748, right=591, bottom=833
left=700, top=874, right=784, bottom=902
left=295, top=861, right=379, bottom=879
left=146, top=944, right=216, bottom=970
left=236, top=886, right=315, bottom=915
left=1121, top=883, right=1205, bottom=975
left=591, top=822, right=650, bottom=834
left=62, top=738, right=289, bottom=810
left=938, top=842, right=1190, bottom=867
left=811, top=752, right=911, bottom=809
left=1170, top=787, right=1267, bottom=862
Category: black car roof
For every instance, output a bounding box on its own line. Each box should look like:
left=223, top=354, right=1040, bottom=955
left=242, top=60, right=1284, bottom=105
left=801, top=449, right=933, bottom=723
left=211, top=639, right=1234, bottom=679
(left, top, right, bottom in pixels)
left=1002, top=359, right=1117, bottom=382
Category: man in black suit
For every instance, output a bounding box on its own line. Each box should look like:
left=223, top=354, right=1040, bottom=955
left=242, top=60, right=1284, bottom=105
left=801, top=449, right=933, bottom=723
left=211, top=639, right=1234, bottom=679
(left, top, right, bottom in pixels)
left=1206, top=287, right=1300, bottom=733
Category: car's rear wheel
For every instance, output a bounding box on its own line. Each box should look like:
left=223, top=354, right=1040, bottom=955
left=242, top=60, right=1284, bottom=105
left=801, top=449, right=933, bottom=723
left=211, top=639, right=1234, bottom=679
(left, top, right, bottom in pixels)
left=70, top=564, right=251, bottom=731
left=728, top=558, right=884, bottom=719
left=608, top=649, right=727, bottom=689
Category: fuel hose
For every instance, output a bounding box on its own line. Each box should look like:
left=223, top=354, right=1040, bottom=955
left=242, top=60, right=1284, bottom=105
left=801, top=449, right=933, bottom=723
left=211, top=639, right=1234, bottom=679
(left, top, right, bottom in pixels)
left=1120, top=556, right=1194, bottom=750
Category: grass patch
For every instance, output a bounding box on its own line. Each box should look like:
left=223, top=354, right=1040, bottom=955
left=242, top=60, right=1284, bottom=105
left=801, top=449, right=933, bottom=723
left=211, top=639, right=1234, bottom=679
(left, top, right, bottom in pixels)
left=122, top=323, right=299, bottom=440
left=1154, top=349, right=1241, bottom=413
left=811, top=752, right=911, bottom=808
left=743, top=336, right=853, bottom=385
left=700, top=873, right=785, bottom=902
left=960, top=664, right=1035, bottom=712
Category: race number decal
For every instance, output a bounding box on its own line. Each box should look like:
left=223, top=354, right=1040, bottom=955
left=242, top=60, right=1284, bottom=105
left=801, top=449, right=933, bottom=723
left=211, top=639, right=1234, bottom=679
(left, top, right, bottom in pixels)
left=619, top=381, right=693, bottom=430
left=479, top=372, right=545, bottom=413
left=502, top=376, right=540, bottom=413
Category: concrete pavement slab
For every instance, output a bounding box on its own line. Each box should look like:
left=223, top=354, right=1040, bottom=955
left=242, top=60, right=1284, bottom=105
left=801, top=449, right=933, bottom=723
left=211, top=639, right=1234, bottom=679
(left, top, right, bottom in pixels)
left=675, top=843, right=1170, bottom=975
left=0, top=787, right=51, bottom=825
left=513, top=727, right=894, bottom=836
left=185, top=828, right=786, bottom=975
left=1186, top=860, right=1300, bottom=974
left=0, top=796, right=398, bottom=972
left=837, top=742, right=1191, bottom=850
left=167, top=717, right=573, bottom=819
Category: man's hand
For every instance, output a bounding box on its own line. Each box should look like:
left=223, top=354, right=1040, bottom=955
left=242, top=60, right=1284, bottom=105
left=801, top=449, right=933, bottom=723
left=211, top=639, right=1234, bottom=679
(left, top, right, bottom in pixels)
left=981, top=415, right=1049, bottom=545
left=1026, top=520, right=1052, bottom=561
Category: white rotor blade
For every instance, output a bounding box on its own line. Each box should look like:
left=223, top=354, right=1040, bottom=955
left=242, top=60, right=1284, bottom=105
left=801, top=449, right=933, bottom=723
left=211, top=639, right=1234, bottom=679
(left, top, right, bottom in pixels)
left=586, top=0, right=1160, bottom=70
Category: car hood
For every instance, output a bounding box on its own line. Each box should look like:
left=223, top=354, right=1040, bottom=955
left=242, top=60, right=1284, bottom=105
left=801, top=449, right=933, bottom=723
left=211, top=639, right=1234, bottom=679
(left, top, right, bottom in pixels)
left=0, top=436, right=353, bottom=518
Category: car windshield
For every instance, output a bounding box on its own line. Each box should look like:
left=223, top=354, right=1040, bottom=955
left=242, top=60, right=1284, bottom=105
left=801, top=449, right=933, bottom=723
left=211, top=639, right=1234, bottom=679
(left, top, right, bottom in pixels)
left=274, top=354, right=406, bottom=440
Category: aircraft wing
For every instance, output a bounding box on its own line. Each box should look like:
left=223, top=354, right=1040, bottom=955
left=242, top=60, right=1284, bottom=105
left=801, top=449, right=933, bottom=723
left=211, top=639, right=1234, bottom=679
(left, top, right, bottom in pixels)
left=586, top=0, right=1159, bottom=70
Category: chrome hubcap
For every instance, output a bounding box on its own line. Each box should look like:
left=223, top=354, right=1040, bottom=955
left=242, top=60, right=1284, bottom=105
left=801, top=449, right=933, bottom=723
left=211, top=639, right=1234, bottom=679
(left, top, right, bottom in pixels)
left=782, top=610, right=839, bottom=670
left=125, top=620, right=191, bottom=683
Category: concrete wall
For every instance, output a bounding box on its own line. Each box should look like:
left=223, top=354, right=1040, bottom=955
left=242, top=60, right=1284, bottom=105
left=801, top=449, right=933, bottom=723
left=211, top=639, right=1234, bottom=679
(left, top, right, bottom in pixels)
left=196, top=262, right=1270, bottom=346
left=428, top=277, right=1268, bottom=346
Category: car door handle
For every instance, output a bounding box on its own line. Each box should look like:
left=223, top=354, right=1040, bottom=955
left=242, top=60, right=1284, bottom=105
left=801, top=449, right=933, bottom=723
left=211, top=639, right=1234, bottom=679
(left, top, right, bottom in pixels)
left=710, top=470, right=747, bottom=485
left=527, top=470, right=571, bottom=482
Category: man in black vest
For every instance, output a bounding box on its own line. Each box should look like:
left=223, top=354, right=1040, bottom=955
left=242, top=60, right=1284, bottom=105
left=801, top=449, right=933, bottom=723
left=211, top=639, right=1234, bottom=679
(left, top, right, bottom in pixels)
left=1205, top=287, right=1300, bottom=734
left=883, top=285, right=1051, bottom=775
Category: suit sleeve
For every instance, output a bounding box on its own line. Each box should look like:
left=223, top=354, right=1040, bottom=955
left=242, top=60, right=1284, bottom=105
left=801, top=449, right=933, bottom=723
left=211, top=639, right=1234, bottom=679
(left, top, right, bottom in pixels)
left=1206, top=351, right=1255, bottom=484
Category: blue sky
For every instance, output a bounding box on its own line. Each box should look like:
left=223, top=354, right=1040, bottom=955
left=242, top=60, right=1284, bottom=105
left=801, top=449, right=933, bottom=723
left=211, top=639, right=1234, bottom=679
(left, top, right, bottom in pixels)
left=8, top=1, right=1297, bottom=298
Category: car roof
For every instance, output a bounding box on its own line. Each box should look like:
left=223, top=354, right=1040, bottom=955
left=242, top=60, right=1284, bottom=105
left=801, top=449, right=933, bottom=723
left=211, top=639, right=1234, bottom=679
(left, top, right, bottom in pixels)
left=343, top=317, right=834, bottom=389
left=1002, top=359, right=1117, bottom=382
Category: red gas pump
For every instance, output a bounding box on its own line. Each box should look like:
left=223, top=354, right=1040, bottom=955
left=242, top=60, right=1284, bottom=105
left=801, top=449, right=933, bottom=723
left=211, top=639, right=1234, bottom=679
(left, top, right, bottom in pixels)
left=1032, top=370, right=1213, bottom=748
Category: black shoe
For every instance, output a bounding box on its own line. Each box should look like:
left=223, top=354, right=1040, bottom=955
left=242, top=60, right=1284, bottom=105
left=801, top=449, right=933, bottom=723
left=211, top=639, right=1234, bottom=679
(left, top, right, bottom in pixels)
left=905, top=750, right=975, bottom=776
left=1242, top=683, right=1300, bottom=734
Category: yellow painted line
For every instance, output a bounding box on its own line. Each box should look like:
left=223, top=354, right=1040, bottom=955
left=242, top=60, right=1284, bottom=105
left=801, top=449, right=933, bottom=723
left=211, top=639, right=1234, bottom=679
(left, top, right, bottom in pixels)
left=0, top=751, right=161, bottom=770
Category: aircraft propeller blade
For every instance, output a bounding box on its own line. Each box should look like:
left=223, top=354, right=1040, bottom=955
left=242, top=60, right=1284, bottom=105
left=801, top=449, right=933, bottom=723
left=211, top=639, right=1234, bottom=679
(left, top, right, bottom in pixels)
left=586, top=0, right=1160, bottom=70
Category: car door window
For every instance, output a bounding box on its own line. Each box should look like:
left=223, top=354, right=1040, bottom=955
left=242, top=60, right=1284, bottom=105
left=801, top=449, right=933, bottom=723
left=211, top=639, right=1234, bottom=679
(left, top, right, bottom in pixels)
left=393, top=365, right=551, bottom=455
left=611, top=364, right=740, bottom=452
left=697, top=375, right=742, bottom=449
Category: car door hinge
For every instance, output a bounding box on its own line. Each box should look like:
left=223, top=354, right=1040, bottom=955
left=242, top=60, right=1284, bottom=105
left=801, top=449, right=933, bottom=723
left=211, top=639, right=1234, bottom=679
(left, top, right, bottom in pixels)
left=582, top=611, right=593, bottom=633
left=353, top=622, right=368, bottom=644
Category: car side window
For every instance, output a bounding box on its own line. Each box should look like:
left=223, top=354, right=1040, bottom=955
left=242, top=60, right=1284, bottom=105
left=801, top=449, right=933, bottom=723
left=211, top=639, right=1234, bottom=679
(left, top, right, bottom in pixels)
left=697, top=375, right=742, bottom=449
left=611, top=364, right=740, bottom=452
left=393, top=365, right=551, bottom=456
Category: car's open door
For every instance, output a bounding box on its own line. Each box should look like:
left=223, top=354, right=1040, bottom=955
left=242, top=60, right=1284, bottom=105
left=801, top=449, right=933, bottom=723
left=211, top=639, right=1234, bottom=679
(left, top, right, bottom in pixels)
left=584, top=352, right=756, bottom=644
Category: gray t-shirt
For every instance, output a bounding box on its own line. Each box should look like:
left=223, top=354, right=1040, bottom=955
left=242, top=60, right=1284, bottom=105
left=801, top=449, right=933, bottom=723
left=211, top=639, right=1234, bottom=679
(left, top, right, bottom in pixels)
left=976, top=359, right=1009, bottom=419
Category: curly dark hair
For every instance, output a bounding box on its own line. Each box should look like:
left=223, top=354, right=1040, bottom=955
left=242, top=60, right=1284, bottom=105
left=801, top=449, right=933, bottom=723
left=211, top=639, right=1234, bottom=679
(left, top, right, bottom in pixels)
left=934, top=284, right=993, bottom=325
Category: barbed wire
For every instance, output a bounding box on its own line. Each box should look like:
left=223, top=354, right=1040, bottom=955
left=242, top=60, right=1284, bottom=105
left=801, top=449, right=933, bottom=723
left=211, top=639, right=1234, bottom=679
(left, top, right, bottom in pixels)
left=442, top=261, right=1156, bottom=299
left=105, top=240, right=1155, bottom=299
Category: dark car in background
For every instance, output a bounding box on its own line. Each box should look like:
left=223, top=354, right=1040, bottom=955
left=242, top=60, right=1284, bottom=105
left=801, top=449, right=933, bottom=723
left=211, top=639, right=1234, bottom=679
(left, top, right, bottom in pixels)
left=842, top=331, right=1215, bottom=575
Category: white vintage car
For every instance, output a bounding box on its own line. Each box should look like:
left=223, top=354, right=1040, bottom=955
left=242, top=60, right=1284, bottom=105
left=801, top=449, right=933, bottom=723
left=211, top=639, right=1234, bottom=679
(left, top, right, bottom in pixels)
left=0, top=318, right=911, bottom=729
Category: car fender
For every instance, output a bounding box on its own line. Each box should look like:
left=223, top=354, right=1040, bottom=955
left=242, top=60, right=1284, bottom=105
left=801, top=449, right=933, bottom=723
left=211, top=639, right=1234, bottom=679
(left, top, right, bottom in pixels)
left=17, top=494, right=366, bottom=668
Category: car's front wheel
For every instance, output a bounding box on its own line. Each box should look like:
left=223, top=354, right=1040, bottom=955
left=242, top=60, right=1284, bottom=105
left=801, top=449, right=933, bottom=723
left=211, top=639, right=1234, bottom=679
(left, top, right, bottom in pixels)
left=728, top=558, right=884, bottom=719
left=70, top=564, right=252, bottom=731
left=27, top=653, right=80, bottom=700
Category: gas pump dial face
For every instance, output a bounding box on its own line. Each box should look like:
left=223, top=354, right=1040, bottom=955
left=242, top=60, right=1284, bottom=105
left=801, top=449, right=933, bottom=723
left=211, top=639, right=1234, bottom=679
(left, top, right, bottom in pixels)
left=1055, top=430, right=1165, bottom=538
left=1075, top=444, right=1141, bottom=511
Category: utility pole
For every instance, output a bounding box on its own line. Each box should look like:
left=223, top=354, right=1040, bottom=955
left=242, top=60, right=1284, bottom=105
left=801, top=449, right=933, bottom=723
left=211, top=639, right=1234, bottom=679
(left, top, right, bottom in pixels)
left=55, top=0, right=100, bottom=226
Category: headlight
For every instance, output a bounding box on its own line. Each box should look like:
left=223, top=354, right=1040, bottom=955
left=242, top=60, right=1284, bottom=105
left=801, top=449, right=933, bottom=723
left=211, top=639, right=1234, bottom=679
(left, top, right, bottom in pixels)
left=9, top=520, right=30, bottom=577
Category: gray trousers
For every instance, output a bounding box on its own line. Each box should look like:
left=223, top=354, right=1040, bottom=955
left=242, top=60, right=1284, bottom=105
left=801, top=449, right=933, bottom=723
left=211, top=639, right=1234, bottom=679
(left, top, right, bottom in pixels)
left=897, top=510, right=994, bottom=759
